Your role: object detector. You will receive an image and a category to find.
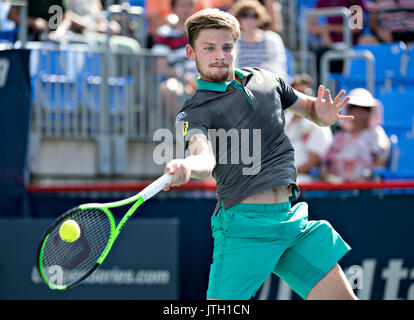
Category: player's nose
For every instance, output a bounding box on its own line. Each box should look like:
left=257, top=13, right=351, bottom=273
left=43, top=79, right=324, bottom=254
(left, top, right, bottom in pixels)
left=215, top=48, right=226, bottom=60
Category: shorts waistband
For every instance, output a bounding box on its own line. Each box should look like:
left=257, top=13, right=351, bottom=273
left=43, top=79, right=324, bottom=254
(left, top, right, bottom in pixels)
left=224, top=201, right=291, bottom=213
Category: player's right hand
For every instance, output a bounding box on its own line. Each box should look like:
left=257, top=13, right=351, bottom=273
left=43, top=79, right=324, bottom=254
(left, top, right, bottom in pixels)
left=163, top=159, right=191, bottom=191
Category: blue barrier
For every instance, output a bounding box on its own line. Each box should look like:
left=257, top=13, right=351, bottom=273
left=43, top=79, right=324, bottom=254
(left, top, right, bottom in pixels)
left=0, top=218, right=179, bottom=299
left=0, top=49, right=31, bottom=217
left=335, top=42, right=407, bottom=94
left=23, top=188, right=414, bottom=300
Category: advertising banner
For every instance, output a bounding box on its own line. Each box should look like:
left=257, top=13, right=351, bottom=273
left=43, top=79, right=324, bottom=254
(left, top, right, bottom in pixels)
left=26, top=190, right=414, bottom=300
left=0, top=218, right=179, bottom=299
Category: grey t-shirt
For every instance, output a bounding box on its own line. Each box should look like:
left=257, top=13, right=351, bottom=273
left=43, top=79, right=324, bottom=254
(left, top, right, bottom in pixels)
left=175, top=67, right=300, bottom=214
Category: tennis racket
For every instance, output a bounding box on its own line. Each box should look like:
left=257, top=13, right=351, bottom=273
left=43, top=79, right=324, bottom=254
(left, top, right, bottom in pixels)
left=36, top=173, right=172, bottom=290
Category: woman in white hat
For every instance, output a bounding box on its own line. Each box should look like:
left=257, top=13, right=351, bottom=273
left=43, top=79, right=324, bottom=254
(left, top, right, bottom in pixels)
left=322, top=88, right=391, bottom=182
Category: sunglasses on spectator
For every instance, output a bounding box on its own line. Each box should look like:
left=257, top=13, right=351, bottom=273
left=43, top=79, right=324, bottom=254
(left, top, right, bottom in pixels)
left=240, top=12, right=259, bottom=19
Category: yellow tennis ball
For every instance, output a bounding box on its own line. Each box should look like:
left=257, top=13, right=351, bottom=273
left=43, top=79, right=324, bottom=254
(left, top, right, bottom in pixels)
left=59, top=220, right=81, bottom=242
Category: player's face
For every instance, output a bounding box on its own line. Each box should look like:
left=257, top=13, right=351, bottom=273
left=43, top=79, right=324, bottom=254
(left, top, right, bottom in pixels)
left=186, top=28, right=236, bottom=82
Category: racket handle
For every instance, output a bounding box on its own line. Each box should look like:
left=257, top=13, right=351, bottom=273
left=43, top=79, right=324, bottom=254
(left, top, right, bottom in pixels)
left=139, top=174, right=172, bottom=201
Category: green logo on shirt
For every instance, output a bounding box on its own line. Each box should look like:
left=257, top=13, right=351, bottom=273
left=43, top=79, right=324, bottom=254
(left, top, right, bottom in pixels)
left=182, top=122, right=189, bottom=137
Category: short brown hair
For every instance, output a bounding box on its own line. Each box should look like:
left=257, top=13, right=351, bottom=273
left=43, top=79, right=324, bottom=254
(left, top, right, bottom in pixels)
left=185, top=8, right=241, bottom=48
left=229, top=0, right=270, bottom=29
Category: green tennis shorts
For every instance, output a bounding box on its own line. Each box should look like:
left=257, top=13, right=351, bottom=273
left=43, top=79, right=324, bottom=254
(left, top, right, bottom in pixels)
left=207, top=201, right=351, bottom=300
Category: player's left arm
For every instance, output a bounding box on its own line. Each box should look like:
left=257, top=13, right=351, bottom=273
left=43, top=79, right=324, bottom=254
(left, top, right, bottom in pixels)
left=289, top=85, right=354, bottom=127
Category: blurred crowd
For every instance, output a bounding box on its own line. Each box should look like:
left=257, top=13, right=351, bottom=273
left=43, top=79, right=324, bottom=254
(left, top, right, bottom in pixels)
left=3, top=0, right=411, bottom=183
left=286, top=75, right=390, bottom=183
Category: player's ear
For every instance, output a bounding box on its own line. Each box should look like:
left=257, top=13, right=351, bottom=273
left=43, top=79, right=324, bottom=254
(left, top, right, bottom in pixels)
left=186, top=44, right=195, bottom=62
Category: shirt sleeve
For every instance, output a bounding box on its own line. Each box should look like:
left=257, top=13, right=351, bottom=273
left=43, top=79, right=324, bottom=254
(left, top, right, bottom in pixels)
left=277, top=77, right=299, bottom=110
left=175, top=110, right=210, bottom=151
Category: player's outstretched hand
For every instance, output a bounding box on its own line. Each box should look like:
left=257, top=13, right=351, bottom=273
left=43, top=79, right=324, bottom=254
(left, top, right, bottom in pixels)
left=315, top=85, right=354, bottom=126
left=163, top=159, right=191, bottom=191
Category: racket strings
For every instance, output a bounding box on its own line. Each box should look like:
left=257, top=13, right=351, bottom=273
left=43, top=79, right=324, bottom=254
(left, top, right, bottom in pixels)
left=39, top=207, right=113, bottom=288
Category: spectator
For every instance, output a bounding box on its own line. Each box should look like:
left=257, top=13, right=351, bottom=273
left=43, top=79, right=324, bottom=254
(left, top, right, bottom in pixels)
left=145, top=0, right=210, bottom=48
left=285, top=74, right=333, bottom=182
left=261, top=0, right=283, bottom=34
left=322, top=88, right=391, bottom=182
left=230, top=0, right=287, bottom=80
left=308, top=0, right=367, bottom=48
left=8, top=0, right=68, bottom=41
left=210, top=0, right=283, bottom=33
left=146, top=0, right=176, bottom=48
left=207, top=0, right=234, bottom=11
left=50, top=0, right=140, bottom=53
left=368, top=0, right=414, bottom=45
left=152, top=0, right=199, bottom=122
left=307, top=0, right=368, bottom=75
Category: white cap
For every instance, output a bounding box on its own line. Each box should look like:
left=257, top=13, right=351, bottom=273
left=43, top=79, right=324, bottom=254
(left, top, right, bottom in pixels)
left=347, top=88, right=377, bottom=108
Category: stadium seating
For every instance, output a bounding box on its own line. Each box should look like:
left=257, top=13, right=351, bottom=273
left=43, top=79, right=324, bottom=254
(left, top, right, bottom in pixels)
left=399, top=45, right=414, bottom=89
left=296, top=0, right=327, bottom=48
left=285, top=47, right=295, bottom=81
left=83, top=51, right=133, bottom=112
left=390, top=134, right=414, bottom=179
left=333, top=42, right=407, bottom=94
left=377, top=89, right=414, bottom=137
left=19, top=0, right=414, bottom=181
left=297, top=0, right=319, bottom=19
left=30, top=46, right=80, bottom=109
left=29, top=43, right=134, bottom=137
left=375, top=133, right=414, bottom=180
left=128, top=0, right=146, bottom=6
left=30, top=45, right=133, bottom=110
left=373, top=89, right=414, bottom=180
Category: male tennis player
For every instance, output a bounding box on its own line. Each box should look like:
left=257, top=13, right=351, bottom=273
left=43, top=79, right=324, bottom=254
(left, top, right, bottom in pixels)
left=163, top=8, right=358, bottom=300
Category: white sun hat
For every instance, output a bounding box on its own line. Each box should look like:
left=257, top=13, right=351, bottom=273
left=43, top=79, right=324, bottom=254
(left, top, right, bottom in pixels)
left=346, top=88, right=378, bottom=108
left=339, top=87, right=384, bottom=130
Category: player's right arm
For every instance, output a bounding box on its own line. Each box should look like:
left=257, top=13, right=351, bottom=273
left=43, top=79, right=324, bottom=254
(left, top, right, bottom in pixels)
left=163, top=134, right=216, bottom=191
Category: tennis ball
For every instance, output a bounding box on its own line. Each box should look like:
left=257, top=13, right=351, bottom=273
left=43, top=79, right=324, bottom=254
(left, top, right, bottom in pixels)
left=59, top=219, right=81, bottom=242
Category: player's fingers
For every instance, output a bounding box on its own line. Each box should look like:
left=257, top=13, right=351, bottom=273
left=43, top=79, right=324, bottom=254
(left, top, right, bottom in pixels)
left=162, top=165, right=172, bottom=191
left=325, top=88, right=333, bottom=104
left=163, top=174, right=171, bottom=190
left=179, top=164, right=187, bottom=182
left=317, top=85, right=324, bottom=101
left=180, top=163, right=191, bottom=180
left=337, top=96, right=351, bottom=110
left=173, top=165, right=183, bottom=186
left=337, top=114, right=355, bottom=121
left=171, top=172, right=180, bottom=186
left=172, top=163, right=187, bottom=186
left=333, top=90, right=346, bottom=105
left=165, top=163, right=178, bottom=186
left=163, top=166, right=172, bottom=191
left=164, top=163, right=176, bottom=177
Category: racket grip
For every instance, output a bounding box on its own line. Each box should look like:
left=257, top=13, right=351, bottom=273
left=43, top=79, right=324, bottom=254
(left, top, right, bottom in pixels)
left=139, top=174, right=172, bottom=201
